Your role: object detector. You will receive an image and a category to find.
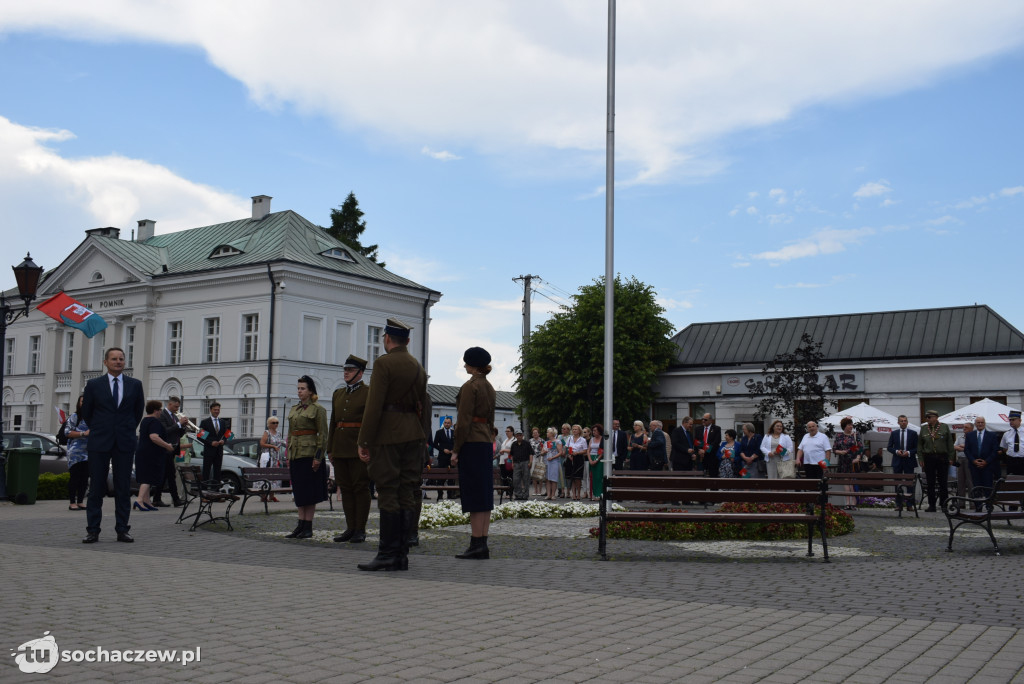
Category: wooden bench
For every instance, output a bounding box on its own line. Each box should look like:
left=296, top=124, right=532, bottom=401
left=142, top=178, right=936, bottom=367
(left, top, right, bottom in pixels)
left=419, top=466, right=512, bottom=503
left=825, top=472, right=919, bottom=517
left=599, top=475, right=830, bottom=562
left=176, top=465, right=240, bottom=531
left=945, top=476, right=1024, bottom=556
left=239, top=467, right=294, bottom=515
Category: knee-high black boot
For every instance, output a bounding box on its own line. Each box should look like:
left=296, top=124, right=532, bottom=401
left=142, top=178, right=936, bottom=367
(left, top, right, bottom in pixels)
left=358, top=510, right=400, bottom=571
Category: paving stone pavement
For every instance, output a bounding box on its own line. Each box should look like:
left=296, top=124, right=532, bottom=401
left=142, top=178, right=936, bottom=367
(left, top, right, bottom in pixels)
left=2, top=497, right=1024, bottom=683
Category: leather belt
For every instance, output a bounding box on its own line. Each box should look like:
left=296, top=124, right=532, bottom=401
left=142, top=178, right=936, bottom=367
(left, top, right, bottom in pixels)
left=383, top=403, right=416, bottom=413
left=336, top=422, right=361, bottom=428
left=472, top=417, right=488, bottom=423
left=292, top=429, right=317, bottom=436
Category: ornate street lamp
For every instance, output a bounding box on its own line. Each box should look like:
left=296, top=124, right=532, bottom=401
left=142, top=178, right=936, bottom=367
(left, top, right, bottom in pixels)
left=0, top=253, right=45, bottom=498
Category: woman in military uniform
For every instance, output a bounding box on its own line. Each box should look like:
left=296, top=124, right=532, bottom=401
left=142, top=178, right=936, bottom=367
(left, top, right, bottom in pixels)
left=285, top=375, right=329, bottom=539
left=452, top=346, right=497, bottom=559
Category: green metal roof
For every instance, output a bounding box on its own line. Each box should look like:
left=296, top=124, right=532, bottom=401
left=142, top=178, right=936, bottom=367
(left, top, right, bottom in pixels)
left=428, top=383, right=519, bottom=411
left=92, top=210, right=435, bottom=292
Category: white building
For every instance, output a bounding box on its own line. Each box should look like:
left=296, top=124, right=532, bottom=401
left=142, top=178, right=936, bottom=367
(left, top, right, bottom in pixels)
left=2, top=196, right=441, bottom=437
left=653, top=305, right=1024, bottom=460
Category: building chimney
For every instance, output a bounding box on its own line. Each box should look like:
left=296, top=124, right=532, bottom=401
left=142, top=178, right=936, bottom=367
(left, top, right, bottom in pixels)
left=251, top=195, right=272, bottom=221
left=137, top=219, right=156, bottom=242
left=85, top=227, right=121, bottom=239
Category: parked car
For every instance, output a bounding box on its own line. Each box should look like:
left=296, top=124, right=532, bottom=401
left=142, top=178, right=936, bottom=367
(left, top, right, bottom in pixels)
left=226, top=437, right=263, bottom=463
left=2, top=431, right=68, bottom=475
left=183, top=436, right=254, bottom=493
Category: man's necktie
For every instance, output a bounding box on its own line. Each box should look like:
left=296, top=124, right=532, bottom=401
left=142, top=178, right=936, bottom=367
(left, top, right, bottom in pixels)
left=446, top=429, right=451, bottom=441
left=900, top=429, right=905, bottom=452
left=1015, top=429, right=1019, bottom=451
left=214, top=419, right=219, bottom=433
left=112, top=377, right=119, bottom=407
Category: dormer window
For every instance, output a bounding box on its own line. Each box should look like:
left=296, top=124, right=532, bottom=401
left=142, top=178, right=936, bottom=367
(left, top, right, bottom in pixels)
left=89, top=271, right=104, bottom=282
left=321, top=247, right=355, bottom=262
left=209, top=245, right=243, bottom=258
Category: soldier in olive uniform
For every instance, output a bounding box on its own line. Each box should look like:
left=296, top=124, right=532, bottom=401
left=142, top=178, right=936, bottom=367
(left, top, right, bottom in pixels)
left=356, top=318, right=429, bottom=571
left=918, top=409, right=955, bottom=512
left=329, top=355, right=370, bottom=543
left=285, top=375, right=329, bottom=539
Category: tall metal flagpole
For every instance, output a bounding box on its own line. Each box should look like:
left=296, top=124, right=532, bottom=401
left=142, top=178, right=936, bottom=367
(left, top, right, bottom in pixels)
left=603, top=0, right=615, bottom=478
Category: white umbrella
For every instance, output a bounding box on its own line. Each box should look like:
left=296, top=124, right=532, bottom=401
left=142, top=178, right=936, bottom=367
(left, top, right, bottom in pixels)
left=819, top=402, right=902, bottom=434
left=933, top=398, right=1020, bottom=432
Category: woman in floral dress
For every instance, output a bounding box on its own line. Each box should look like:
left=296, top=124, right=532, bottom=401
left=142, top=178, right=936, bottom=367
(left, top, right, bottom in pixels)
left=717, top=429, right=738, bottom=479
left=832, top=417, right=863, bottom=510
left=529, top=427, right=546, bottom=496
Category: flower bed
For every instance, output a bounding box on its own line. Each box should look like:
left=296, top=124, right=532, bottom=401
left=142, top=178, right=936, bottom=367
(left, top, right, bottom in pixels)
left=856, top=496, right=897, bottom=508
left=418, top=499, right=625, bottom=529
left=590, top=502, right=854, bottom=541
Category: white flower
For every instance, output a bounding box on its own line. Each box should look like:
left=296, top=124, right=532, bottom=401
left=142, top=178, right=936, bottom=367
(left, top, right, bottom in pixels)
left=418, top=499, right=626, bottom=529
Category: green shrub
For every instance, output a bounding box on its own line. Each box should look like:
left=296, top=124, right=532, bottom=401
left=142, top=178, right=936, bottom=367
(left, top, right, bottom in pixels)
left=36, top=472, right=70, bottom=500
left=591, top=502, right=854, bottom=541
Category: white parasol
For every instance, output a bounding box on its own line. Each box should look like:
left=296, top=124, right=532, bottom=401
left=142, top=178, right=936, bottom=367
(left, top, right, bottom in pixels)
left=818, top=402, right=903, bottom=434
left=932, top=397, right=1020, bottom=432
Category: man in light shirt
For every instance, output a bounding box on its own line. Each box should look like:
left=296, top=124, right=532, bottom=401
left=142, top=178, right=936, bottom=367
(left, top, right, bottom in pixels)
left=797, top=421, right=831, bottom=480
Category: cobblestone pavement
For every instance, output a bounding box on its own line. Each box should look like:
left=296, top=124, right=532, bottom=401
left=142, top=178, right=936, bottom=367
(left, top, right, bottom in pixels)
left=3, top=497, right=1024, bottom=683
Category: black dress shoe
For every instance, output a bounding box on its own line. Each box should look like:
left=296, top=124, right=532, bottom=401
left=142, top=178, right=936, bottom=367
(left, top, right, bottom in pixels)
left=82, top=532, right=99, bottom=544
left=172, top=501, right=184, bottom=508
left=349, top=531, right=366, bottom=543
left=152, top=501, right=169, bottom=508
left=925, top=507, right=937, bottom=512
left=116, top=532, right=134, bottom=543
left=333, top=529, right=355, bottom=543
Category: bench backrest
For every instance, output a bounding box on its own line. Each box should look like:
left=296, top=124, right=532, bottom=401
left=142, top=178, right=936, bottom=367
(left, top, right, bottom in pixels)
left=825, top=472, right=916, bottom=488
left=240, top=467, right=289, bottom=482
left=605, top=475, right=825, bottom=504
left=422, top=467, right=459, bottom=481
left=991, top=477, right=1024, bottom=506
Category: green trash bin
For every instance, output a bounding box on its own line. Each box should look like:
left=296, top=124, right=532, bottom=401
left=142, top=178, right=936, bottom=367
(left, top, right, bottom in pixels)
left=5, top=447, right=42, bottom=505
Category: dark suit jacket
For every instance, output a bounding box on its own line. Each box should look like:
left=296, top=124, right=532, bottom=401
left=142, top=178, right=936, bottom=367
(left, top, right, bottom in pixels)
left=80, top=373, right=145, bottom=453
left=965, top=430, right=1001, bottom=472
left=695, top=425, right=722, bottom=455
left=199, top=416, right=230, bottom=459
left=886, top=428, right=918, bottom=459
left=648, top=429, right=667, bottom=465
left=609, top=429, right=630, bottom=462
left=433, top=427, right=455, bottom=458
left=670, top=425, right=693, bottom=461
left=159, top=408, right=186, bottom=452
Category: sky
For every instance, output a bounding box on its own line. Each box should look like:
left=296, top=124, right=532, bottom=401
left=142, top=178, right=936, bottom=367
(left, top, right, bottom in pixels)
left=1, top=1, right=1022, bottom=391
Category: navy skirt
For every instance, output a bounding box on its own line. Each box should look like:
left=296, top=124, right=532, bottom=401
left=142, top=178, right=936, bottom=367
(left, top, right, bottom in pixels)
left=290, top=457, right=328, bottom=507
left=457, top=441, right=494, bottom=513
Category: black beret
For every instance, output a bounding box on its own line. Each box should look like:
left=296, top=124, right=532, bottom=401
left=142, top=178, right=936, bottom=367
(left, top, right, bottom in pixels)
left=463, top=346, right=491, bottom=368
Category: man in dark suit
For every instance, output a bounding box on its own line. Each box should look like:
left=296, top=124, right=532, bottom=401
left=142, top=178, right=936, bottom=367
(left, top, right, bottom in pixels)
left=647, top=420, right=668, bottom=470
left=695, top=413, right=722, bottom=477
left=80, top=347, right=145, bottom=543
left=432, top=416, right=456, bottom=499
left=198, top=402, right=229, bottom=482
left=887, top=414, right=919, bottom=512
left=152, top=395, right=188, bottom=507
left=671, top=416, right=696, bottom=470
left=964, top=416, right=1001, bottom=509
left=609, top=419, right=630, bottom=470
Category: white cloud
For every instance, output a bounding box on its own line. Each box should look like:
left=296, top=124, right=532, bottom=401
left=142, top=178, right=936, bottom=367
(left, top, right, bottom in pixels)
left=853, top=180, right=892, bottom=198
left=767, top=213, right=792, bottom=225
left=379, top=250, right=463, bottom=285
left=656, top=297, right=695, bottom=310
left=728, top=205, right=741, bottom=217
left=1000, top=185, right=1024, bottom=197
left=751, top=227, right=875, bottom=262
left=0, top=116, right=248, bottom=275
left=925, top=215, right=959, bottom=225
left=2, top=3, right=1022, bottom=185
left=746, top=206, right=758, bottom=215
left=747, top=191, right=760, bottom=199
left=428, top=299, right=524, bottom=390
left=421, top=146, right=462, bottom=161
left=880, top=198, right=898, bottom=207
left=769, top=188, right=787, bottom=204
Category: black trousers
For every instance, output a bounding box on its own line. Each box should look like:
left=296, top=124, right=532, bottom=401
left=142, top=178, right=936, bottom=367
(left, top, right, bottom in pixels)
left=803, top=463, right=824, bottom=480
left=86, top=449, right=133, bottom=534
left=68, top=461, right=89, bottom=504
left=202, top=450, right=223, bottom=482
left=152, top=450, right=181, bottom=502
left=922, top=454, right=949, bottom=508
left=671, top=455, right=694, bottom=471
left=703, top=454, right=719, bottom=478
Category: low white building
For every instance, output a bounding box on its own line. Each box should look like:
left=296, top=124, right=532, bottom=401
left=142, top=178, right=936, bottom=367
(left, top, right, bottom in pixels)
left=2, top=196, right=441, bottom=437
left=653, top=305, right=1024, bottom=461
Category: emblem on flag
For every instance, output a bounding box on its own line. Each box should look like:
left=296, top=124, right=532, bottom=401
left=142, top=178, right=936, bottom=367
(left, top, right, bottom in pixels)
left=36, top=292, right=108, bottom=338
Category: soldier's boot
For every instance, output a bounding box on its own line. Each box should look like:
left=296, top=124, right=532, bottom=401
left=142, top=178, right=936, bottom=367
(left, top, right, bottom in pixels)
left=296, top=519, right=314, bottom=539
left=392, top=509, right=414, bottom=571
left=358, top=510, right=399, bottom=571
left=455, top=535, right=490, bottom=560
left=284, top=519, right=304, bottom=538
left=404, top=508, right=420, bottom=548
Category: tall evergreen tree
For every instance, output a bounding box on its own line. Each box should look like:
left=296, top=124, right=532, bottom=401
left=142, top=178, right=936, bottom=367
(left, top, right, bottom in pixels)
left=326, top=192, right=384, bottom=267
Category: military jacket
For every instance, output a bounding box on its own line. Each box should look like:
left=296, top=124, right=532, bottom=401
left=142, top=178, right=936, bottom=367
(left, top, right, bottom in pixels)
left=357, top=345, right=428, bottom=447
left=918, top=422, right=955, bottom=462
left=454, top=373, right=496, bottom=453
left=287, top=401, right=328, bottom=461
left=328, top=382, right=367, bottom=459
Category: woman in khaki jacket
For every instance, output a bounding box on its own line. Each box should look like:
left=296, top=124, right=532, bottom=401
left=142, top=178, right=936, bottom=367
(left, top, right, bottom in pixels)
left=285, top=375, right=328, bottom=539
left=451, top=347, right=496, bottom=559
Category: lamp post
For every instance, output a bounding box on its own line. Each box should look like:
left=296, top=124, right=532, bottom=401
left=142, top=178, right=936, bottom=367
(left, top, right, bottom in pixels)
left=0, top=254, right=45, bottom=499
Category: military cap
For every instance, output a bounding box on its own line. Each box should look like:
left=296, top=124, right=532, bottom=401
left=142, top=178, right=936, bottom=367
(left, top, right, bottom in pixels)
left=463, top=346, right=491, bottom=367
left=384, top=317, right=412, bottom=339
left=1010, top=410, right=1022, bottom=420
left=924, top=409, right=939, bottom=418
left=343, top=354, right=368, bottom=371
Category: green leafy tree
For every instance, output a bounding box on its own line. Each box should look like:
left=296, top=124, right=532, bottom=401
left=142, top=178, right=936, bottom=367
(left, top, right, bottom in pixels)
left=748, top=332, right=838, bottom=440
left=514, top=276, right=676, bottom=429
left=325, top=192, right=384, bottom=266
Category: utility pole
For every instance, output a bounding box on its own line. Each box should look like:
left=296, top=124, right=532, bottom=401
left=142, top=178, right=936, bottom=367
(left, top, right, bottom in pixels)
left=513, top=274, right=539, bottom=435
left=603, top=0, right=616, bottom=478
